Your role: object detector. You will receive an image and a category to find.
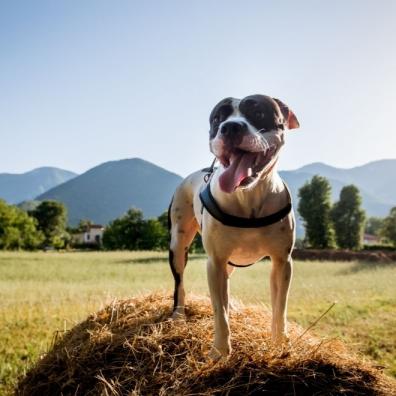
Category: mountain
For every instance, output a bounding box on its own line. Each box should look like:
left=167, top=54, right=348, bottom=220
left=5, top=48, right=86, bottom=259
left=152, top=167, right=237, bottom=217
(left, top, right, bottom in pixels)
left=280, top=170, right=392, bottom=217
left=296, top=159, right=396, bottom=206
left=0, top=167, right=77, bottom=204
left=32, top=158, right=395, bottom=234
left=37, top=158, right=182, bottom=226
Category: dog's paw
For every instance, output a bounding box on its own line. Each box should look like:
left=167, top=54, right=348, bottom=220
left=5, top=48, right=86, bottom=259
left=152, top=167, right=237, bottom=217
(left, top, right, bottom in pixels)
left=272, top=334, right=292, bottom=356
left=208, top=347, right=223, bottom=361
left=272, top=333, right=291, bottom=347
left=208, top=345, right=231, bottom=361
left=171, top=309, right=185, bottom=321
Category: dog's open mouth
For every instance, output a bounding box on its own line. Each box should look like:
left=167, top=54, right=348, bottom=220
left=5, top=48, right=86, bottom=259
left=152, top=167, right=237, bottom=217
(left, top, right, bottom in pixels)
left=218, top=147, right=276, bottom=193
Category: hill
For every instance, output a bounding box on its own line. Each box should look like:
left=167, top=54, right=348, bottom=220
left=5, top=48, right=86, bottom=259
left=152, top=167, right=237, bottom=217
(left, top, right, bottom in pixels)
left=37, top=158, right=182, bottom=226
left=0, top=167, right=77, bottom=204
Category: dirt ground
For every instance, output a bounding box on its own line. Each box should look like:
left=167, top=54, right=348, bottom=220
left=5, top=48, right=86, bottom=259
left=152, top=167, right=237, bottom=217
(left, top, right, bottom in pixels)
left=293, top=248, right=396, bottom=262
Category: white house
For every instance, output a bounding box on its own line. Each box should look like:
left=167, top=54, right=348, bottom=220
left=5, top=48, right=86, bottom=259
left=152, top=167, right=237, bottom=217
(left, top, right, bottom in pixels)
left=363, top=233, right=381, bottom=246
left=73, top=225, right=105, bottom=245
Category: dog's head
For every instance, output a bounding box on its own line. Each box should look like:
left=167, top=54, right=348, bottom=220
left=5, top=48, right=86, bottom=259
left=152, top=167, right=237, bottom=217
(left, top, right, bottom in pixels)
left=209, top=94, right=299, bottom=193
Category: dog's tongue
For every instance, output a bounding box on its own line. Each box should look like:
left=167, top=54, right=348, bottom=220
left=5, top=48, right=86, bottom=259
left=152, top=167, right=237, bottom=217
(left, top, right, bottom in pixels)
left=219, top=152, right=257, bottom=193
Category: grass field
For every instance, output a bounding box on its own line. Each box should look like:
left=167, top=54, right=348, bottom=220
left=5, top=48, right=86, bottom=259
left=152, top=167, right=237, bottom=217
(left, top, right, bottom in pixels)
left=0, top=251, right=395, bottom=395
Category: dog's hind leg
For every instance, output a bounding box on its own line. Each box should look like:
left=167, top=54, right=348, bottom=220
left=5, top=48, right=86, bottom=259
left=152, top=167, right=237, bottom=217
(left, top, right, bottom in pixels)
left=269, top=254, right=293, bottom=343
left=168, top=185, right=199, bottom=319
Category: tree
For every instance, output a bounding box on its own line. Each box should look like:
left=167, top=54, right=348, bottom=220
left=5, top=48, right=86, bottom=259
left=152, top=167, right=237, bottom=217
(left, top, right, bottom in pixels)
left=158, top=209, right=203, bottom=252
left=30, top=201, right=68, bottom=248
left=190, top=234, right=204, bottom=253
left=0, top=200, right=43, bottom=250
left=298, top=175, right=335, bottom=248
left=157, top=211, right=169, bottom=231
left=76, top=219, right=94, bottom=233
left=103, top=208, right=173, bottom=251
left=365, top=217, right=384, bottom=236
left=157, top=211, right=172, bottom=250
left=139, top=218, right=168, bottom=250
left=102, top=208, right=145, bottom=250
left=381, top=207, right=396, bottom=247
left=331, top=185, right=366, bottom=249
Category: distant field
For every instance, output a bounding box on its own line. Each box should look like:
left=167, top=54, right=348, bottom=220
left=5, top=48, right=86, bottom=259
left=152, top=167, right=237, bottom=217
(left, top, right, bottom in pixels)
left=0, top=251, right=395, bottom=395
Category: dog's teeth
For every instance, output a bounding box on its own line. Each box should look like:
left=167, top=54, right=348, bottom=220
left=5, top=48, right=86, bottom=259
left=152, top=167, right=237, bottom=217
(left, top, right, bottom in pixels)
left=247, top=168, right=252, bottom=177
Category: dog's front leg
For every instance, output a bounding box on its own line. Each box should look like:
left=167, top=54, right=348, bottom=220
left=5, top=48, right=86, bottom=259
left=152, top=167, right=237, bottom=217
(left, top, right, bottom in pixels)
left=270, top=255, right=293, bottom=344
left=207, top=257, right=231, bottom=359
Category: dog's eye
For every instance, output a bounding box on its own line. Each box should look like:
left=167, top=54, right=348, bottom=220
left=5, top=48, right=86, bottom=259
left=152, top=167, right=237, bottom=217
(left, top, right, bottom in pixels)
left=255, top=111, right=265, bottom=119
left=212, top=115, right=221, bottom=126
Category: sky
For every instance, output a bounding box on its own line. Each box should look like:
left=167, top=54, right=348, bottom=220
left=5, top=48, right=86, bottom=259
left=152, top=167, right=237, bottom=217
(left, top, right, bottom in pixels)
left=1, top=1, right=395, bottom=177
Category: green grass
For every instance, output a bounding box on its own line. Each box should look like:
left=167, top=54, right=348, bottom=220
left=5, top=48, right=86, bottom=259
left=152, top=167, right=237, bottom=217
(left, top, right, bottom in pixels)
left=0, top=251, right=395, bottom=394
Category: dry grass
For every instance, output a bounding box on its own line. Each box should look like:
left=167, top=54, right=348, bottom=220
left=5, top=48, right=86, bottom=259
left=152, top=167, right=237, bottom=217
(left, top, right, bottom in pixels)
left=16, top=293, right=396, bottom=396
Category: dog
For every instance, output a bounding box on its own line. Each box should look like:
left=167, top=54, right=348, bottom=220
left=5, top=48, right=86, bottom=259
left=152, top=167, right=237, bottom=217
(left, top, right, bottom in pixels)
left=168, top=94, right=300, bottom=359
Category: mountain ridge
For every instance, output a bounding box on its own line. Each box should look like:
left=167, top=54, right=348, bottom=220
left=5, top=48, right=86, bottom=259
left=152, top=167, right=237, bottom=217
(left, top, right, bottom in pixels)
left=0, top=167, right=77, bottom=204
left=293, top=158, right=396, bottom=172
left=36, top=158, right=182, bottom=226
left=1, top=158, right=394, bottom=234
left=292, top=159, right=396, bottom=206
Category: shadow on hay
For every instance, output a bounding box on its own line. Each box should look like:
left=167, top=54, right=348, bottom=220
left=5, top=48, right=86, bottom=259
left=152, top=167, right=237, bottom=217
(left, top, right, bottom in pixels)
left=16, top=294, right=395, bottom=396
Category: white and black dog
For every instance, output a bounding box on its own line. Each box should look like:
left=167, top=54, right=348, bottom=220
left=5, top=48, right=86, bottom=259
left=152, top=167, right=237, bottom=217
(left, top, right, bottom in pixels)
left=168, top=94, right=300, bottom=359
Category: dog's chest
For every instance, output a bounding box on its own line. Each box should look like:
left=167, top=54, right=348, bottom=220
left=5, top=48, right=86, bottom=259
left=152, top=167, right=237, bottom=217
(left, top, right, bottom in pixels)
left=204, top=219, right=280, bottom=262
left=228, top=249, right=265, bottom=266
left=199, top=206, right=293, bottom=263
left=226, top=231, right=270, bottom=264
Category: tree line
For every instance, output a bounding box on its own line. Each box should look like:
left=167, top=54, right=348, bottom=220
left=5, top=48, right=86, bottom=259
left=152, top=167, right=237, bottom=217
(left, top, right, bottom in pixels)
left=0, top=175, right=395, bottom=250
left=0, top=200, right=68, bottom=250
left=102, top=208, right=203, bottom=251
left=298, top=175, right=396, bottom=249
left=0, top=199, right=203, bottom=251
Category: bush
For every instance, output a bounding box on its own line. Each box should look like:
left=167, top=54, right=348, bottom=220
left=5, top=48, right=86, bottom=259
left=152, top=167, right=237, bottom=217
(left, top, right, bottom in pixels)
left=103, top=208, right=168, bottom=251
left=0, top=200, right=43, bottom=250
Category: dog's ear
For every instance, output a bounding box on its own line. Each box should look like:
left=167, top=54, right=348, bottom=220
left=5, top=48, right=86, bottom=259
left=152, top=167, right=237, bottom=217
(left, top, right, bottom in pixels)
left=273, top=98, right=300, bottom=130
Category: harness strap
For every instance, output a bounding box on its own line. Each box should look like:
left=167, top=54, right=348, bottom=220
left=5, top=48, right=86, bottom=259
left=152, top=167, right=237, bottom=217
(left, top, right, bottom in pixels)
left=199, top=180, right=292, bottom=229
left=203, top=157, right=217, bottom=183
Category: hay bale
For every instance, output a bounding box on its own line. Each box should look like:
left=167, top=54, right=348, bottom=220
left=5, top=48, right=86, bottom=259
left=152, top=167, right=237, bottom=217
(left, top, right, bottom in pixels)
left=16, top=294, right=396, bottom=395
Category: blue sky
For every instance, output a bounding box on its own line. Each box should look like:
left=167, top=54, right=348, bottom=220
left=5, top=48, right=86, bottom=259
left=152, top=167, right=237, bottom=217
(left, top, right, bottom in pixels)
left=1, top=1, right=395, bottom=176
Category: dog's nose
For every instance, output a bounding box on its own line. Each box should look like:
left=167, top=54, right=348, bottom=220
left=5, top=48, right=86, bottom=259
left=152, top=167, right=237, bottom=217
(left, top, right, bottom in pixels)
left=220, top=121, right=245, bottom=136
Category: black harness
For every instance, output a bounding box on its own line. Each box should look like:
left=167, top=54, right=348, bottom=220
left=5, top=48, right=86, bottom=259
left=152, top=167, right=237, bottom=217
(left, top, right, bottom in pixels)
left=199, top=160, right=292, bottom=268
left=200, top=180, right=292, bottom=229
